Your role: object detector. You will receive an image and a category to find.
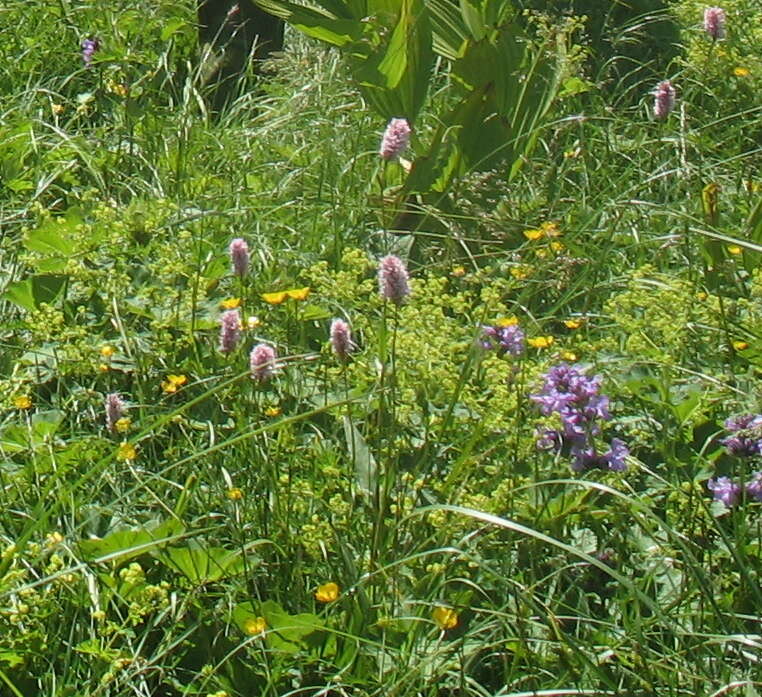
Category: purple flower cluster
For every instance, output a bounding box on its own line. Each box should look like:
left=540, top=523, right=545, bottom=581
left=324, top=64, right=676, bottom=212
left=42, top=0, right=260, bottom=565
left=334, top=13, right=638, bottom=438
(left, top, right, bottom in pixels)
left=81, top=37, right=100, bottom=67
left=720, top=414, right=762, bottom=457
left=708, top=473, right=762, bottom=508
left=531, top=363, right=628, bottom=472
left=481, top=323, right=525, bottom=357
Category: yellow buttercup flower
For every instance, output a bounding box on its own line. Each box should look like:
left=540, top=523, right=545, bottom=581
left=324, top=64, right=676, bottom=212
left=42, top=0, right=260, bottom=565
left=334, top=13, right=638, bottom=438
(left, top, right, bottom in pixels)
left=51, top=103, right=65, bottom=115
left=510, top=265, right=532, bottom=280
left=732, top=340, right=749, bottom=351
left=227, top=487, right=244, bottom=501
left=264, top=406, right=281, bottom=417
left=161, top=374, right=188, bottom=394
left=315, top=582, right=340, bottom=603
left=450, top=265, right=466, bottom=278
left=541, top=221, right=561, bottom=237
left=528, top=336, right=554, bottom=349
left=243, top=616, right=267, bottom=636
left=100, top=345, right=115, bottom=358
left=13, top=395, right=32, bottom=410
left=727, top=245, right=742, bottom=255
left=733, top=67, right=750, bottom=77
left=221, top=297, right=241, bottom=309
left=262, top=287, right=311, bottom=304
left=523, top=228, right=543, bottom=241
left=563, top=319, right=583, bottom=330
left=117, top=442, right=137, bottom=461
left=114, top=417, right=131, bottom=434
left=495, top=316, right=519, bottom=327
left=560, top=350, right=578, bottom=361
left=432, top=606, right=458, bottom=630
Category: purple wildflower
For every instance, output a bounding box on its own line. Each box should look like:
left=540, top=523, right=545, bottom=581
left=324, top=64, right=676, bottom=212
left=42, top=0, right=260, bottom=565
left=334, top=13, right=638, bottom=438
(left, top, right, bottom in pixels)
left=653, top=80, right=676, bottom=120
left=708, top=476, right=741, bottom=508
left=229, top=238, right=250, bottom=277
left=604, top=438, right=629, bottom=472
left=378, top=255, right=411, bottom=305
left=481, top=324, right=525, bottom=357
left=746, top=472, right=762, bottom=502
left=82, top=37, right=100, bottom=67
left=250, top=343, right=277, bottom=382
left=720, top=413, right=762, bottom=457
left=536, top=428, right=563, bottom=453
left=379, top=118, right=411, bottom=161
left=105, top=393, right=125, bottom=433
left=219, top=309, right=242, bottom=354
left=703, top=7, right=726, bottom=41
left=330, top=318, right=353, bottom=361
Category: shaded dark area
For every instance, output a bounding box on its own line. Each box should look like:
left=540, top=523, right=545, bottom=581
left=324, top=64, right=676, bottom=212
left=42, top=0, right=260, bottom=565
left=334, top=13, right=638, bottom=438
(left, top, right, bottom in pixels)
left=518, top=0, right=681, bottom=101
left=197, top=0, right=285, bottom=113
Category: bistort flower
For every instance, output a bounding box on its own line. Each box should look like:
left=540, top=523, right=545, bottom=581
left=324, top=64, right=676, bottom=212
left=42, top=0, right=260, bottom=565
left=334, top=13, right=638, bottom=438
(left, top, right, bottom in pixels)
left=229, top=237, right=250, bottom=277
left=653, top=80, right=676, bottom=120
left=250, top=343, right=277, bottom=382
left=703, top=7, right=726, bottom=41
left=330, top=318, right=353, bottom=360
left=379, top=118, right=411, bottom=161
left=378, top=254, right=411, bottom=305
left=219, top=309, right=242, bottom=354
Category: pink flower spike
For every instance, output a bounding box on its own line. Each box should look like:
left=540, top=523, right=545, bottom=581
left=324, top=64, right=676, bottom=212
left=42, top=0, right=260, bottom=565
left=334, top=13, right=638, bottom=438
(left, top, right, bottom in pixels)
left=378, top=255, right=411, bottom=305
left=250, top=343, right=277, bottom=382
left=703, top=7, right=726, bottom=41
left=330, top=318, right=353, bottom=361
left=229, top=238, right=250, bottom=277
left=379, top=118, right=411, bottom=161
left=219, top=309, right=242, bottom=354
left=653, top=80, right=676, bottom=120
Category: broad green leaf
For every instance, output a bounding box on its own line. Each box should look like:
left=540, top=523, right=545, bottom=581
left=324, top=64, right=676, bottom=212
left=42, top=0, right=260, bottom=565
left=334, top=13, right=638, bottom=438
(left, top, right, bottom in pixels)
left=159, top=542, right=249, bottom=583
left=343, top=416, right=377, bottom=494
left=254, top=0, right=362, bottom=46
left=79, top=519, right=186, bottom=563
left=459, top=0, right=486, bottom=41
left=2, top=274, right=68, bottom=312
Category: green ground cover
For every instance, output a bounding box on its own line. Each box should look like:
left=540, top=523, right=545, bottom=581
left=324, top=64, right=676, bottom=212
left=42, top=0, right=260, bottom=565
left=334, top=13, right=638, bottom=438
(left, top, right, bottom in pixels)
left=0, top=0, right=761, bottom=694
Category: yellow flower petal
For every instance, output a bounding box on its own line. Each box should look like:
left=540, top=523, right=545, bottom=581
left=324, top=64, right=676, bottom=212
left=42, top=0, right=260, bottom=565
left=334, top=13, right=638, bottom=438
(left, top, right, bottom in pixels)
left=261, top=291, right=288, bottom=305
left=495, top=316, right=519, bottom=327
left=13, top=395, right=32, bottom=410
left=243, top=616, right=267, bottom=636
left=264, top=406, right=281, bottom=417
left=227, top=487, right=244, bottom=501
left=563, top=319, right=583, bottom=330
left=315, top=582, right=340, bottom=603
left=523, top=228, right=543, bottom=241
left=221, top=297, right=241, bottom=309
left=733, top=67, right=750, bottom=77
left=117, top=442, right=137, bottom=461
left=732, top=340, right=749, bottom=351
left=727, top=245, right=742, bottom=255
left=432, top=606, right=458, bottom=630
left=286, top=287, right=310, bottom=301
left=528, top=336, right=554, bottom=349
left=100, top=345, right=115, bottom=358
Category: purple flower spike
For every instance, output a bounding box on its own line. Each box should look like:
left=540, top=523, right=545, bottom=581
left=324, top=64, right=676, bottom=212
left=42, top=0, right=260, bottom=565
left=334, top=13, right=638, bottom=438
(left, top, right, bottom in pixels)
left=250, top=343, right=277, bottom=382
left=481, top=324, right=525, bottom=357
left=82, top=37, right=100, bottom=67
left=378, top=254, right=411, bottom=305
left=653, top=80, right=676, bottom=120
left=330, top=318, right=353, bottom=361
left=219, top=309, right=242, bottom=354
left=704, top=7, right=726, bottom=41
left=746, top=472, right=762, bottom=502
left=379, top=118, right=411, bottom=161
left=604, top=438, right=629, bottom=472
left=229, top=238, right=250, bottom=277
left=708, top=476, right=741, bottom=508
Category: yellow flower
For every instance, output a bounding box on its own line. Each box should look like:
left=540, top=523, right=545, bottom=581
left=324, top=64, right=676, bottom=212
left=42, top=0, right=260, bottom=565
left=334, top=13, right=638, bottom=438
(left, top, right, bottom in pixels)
left=98, top=363, right=110, bottom=373
left=432, top=606, right=458, bottom=630
left=13, top=395, right=32, bottom=410
left=261, top=287, right=311, bottom=304
left=161, top=374, right=188, bottom=394
left=541, top=221, right=561, bottom=237
left=450, top=265, right=466, bottom=278
left=727, top=245, right=742, bottom=255
left=117, top=442, right=137, bottom=461
left=243, top=616, right=266, bottom=636
left=100, top=345, right=115, bottom=358
left=563, top=319, right=583, bottom=330
left=51, top=103, right=65, bottom=115
left=560, top=350, right=578, bottom=361
left=528, top=336, right=554, bottom=349
left=221, top=297, right=241, bottom=309
left=227, top=487, right=244, bottom=501
left=523, top=228, right=543, bottom=241
left=264, top=406, right=281, bottom=417
left=733, top=67, right=750, bottom=77
left=732, top=340, right=749, bottom=351
left=114, top=417, right=131, bottom=434
left=550, top=241, right=564, bottom=252
left=315, top=582, right=340, bottom=603
left=510, top=265, right=532, bottom=280
left=495, top=316, right=519, bottom=327
left=247, top=316, right=262, bottom=330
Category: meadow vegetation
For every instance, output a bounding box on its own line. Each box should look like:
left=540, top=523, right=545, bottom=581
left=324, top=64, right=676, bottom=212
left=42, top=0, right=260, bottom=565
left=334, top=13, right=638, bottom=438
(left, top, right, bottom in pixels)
left=0, top=0, right=761, bottom=695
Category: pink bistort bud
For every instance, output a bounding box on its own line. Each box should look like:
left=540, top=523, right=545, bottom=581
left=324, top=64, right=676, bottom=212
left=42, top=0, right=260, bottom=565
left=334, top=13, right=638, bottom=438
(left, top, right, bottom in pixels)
left=250, top=343, right=277, bottom=382
left=704, top=7, right=726, bottom=41
left=653, top=80, right=676, bottom=120
left=378, top=254, right=411, bottom=305
left=219, top=309, right=242, bottom=354
left=330, top=318, right=353, bottom=361
left=379, top=118, right=411, bottom=161
left=229, top=237, right=250, bottom=277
